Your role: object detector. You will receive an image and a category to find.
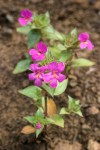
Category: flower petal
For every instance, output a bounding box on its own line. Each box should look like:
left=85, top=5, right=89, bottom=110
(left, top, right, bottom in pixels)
left=80, top=42, right=87, bottom=49
left=58, top=62, right=65, bottom=72
left=48, top=62, right=58, bottom=71
left=50, top=79, right=57, bottom=88
left=30, top=64, right=39, bottom=71
left=57, top=73, right=66, bottom=82
left=18, top=18, right=28, bottom=26
left=37, top=42, right=47, bottom=53
left=29, top=49, right=37, bottom=55
left=87, top=40, right=94, bottom=51
left=21, top=9, right=32, bottom=18
left=34, top=78, right=42, bottom=86
left=78, top=32, right=89, bottom=42
left=43, top=72, right=53, bottom=83
left=28, top=73, right=36, bottom=80
left=37, top=54, right=45, bottom=61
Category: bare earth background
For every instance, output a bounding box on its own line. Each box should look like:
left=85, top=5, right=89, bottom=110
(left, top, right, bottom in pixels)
left=0, top=0, right=100, bottom=150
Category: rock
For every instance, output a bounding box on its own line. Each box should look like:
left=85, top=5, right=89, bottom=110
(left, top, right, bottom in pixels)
left=97, top=97, right=100, bottom=103
left=70, top=80, right=77, bottom=87
left=94, top=1, right=100, bottom=9
left=82, top=124, right=91, bottom=130
left=75, top=91, right=81, bottom=97
left=3, top=27, right=13, bottom=35
left=54, top=139, right=82, bottom=150
left=86, top=106, right=99, bottom=115
left=88, top=140, right=100, bottom=150
left=0, top=129, right=9, bottom=146
left=6, top=14, right=14, bottom=23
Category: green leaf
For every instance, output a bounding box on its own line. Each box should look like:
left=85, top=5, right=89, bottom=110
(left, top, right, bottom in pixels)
left=16, top=25, right=31, bottom=34
left=24, top=116, right=34, bottom=124
left=71, top=58, right=95, bottom=67
left=35, top=97, right=45, bottom=111
left=28, top=29, right=42, bottom=48
left=54, top=79, right=68, bottom=96
left=57, top=44, right=66, bottom=51
left=60, top=108, right=70, bottom=115
left=36, top=127, right=44, bottom=138
left=19, top=86, right=42, bottom=100
left=60, top=50, right=72, bottom=62
left=60, top=96, right=83, bottom=117
left=71, top=28, right=77, bottom=37
left=76, top=110, right=83, bottom=117
left=68, top=96, right=74, bottom=110
left=45, top=12, right=50, bottom=22
left=47, top=114, right=64, bottom=127
left=13, top=59, right=31, bottom=74
left=42, top=83, right=54, bottom=97
left=68, top=96, right=83, bottom=117
left=36, top=109, right=43, bottom=117
left=34, top=13, right=50, bottom=29
left=43, top=25, right=65, bottom=41
left=49, top=46, right=61, bottom=59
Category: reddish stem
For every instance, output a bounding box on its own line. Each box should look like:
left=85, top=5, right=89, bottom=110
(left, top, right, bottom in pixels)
left=44, top=93, right=48, bottom=150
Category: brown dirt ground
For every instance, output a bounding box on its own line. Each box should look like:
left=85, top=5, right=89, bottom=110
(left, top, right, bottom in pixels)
left=0, top=0, right=100, bottom=150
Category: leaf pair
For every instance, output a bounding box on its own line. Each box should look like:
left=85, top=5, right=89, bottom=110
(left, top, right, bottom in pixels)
left=42, top=79, right=68, bottom=97
left=60, top=96, right=83, bottom=117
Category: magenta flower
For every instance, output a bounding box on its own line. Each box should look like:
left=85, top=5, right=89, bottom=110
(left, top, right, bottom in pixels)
left=29, top=42, right=48, bottom=61
left=78, top=32, right=94, bottom=51
left=28, top=64, right=47, bottom=86
left=43, top=62, right=66, bottom=88
left=36, top=123, right=42, bottom=130
left=18, top=9, right=32, bottom=26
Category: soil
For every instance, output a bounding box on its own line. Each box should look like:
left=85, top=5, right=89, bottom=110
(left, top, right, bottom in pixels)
left=0, top=0, right=100, bottom=150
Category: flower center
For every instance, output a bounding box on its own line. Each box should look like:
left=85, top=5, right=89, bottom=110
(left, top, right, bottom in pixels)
left=36, top=71, right=41, bottom=78
left=53, top=72, right=58, bottom=78
left=25, top=17, right=30, bottom=21
left=84, top=41, right=88, bottom=45
left=37, top=52, right=41, bottom=55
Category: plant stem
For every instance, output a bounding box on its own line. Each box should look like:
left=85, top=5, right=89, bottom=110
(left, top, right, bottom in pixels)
left=44, top=93, right=48, bottom=150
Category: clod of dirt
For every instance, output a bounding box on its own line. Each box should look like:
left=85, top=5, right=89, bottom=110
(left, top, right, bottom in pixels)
left=94, top=1, right=100, bottom=9
left=54, top=139, right=82, bottom=150
left=88, top=140, right=100, bottom=150
left=86, top=106, right=100, bottom=115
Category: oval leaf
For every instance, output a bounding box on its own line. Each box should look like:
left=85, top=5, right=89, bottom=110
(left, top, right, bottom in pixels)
left=28, top=29, right=42, bottom=48
left=16, top=25, right=31, bottom=34
left=21, top=125, right=35, bottom=134
left=42, top=83, right=54, bottom=97
left=60, top=108, right=69, bottom=115
left=47, top=99, right=57, bottom=116
left=60, top=51, right=72, bottom=62
left=13, top=59, right=31, bottom=74
left=54, top=79, right=68, bottom=96
left=71, top=58, right=95, bottom=67
left=48, top=114, right=64, bottom=127
left=19, top=86, right=42, bottom=100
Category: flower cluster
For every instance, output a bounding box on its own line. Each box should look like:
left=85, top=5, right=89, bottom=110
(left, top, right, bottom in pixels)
left=28, top=42, right=66, bottom=88
left=36, top=123, right=42, bottom=130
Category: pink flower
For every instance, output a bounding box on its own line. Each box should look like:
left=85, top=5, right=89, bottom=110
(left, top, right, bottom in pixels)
left=36, top=123, right=42, bottom=129
left=28, top=64, right=47, bottom=86
left=43, top=62, right=66, bottom=88
left=29, top=42, right=48, bottom=61
left=78, top=32, right=94, bottom=51
left=18, top=9, right=32, bottom=26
